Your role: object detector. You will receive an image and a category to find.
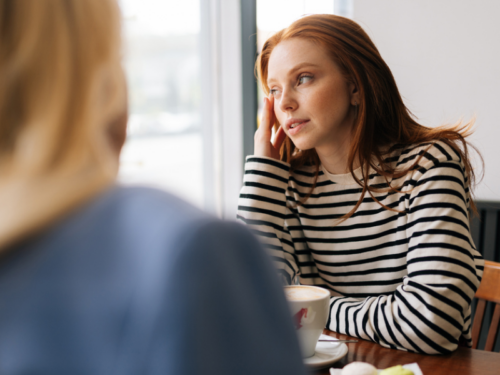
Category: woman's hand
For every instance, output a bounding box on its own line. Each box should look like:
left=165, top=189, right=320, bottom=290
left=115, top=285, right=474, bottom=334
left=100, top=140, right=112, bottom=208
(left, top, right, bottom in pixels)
left=254, top=95, right=286, bottom=160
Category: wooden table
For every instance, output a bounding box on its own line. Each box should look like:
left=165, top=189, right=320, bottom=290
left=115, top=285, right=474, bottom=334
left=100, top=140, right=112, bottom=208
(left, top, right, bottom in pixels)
left=313, top=330, right=500, bottom=375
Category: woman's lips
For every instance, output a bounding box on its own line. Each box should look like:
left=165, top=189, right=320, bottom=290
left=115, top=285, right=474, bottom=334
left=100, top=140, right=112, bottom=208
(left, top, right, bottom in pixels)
left=287, top=120, right=309, bottom=135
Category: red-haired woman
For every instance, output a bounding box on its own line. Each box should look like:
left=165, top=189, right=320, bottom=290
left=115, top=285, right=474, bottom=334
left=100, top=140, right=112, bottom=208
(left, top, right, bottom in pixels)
left=237, top=14, right=484, bottom=355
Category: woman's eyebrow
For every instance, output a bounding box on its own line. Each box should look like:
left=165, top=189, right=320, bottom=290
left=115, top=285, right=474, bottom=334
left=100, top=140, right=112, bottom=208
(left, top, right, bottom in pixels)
left=267, top=62, right=320, bottom=85
left=289, top=62, right=320, bottom=73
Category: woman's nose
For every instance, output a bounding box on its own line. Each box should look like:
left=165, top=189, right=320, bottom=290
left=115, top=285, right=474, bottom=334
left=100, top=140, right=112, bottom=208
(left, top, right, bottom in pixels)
left=278, top=89, right=298, bottom=113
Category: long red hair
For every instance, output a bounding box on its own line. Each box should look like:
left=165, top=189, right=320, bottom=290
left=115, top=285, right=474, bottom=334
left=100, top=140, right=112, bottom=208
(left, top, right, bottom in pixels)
left=256, top=14, right=481, bottom=217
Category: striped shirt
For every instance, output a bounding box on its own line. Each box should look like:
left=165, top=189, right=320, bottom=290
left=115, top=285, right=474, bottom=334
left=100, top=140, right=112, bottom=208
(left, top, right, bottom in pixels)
left=237, top=141, right=484, bottom=354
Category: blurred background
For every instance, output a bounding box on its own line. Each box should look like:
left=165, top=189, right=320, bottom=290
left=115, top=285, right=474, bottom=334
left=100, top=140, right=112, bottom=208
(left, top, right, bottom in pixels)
left=117, top=0, right=500, bottom=219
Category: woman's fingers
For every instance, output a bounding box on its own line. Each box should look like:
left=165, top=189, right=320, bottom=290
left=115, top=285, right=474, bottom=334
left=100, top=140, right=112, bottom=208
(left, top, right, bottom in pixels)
left=260, top=96, right=274, bottom=133
left=267, top=94, right=276, bottom=123
left=273, top=125, right=286, bottom=150
left=254, top=95, right=282, bottom=160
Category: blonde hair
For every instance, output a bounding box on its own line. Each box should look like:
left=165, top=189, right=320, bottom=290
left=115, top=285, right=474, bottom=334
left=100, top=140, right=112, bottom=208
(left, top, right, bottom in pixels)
left=0, top=0, right=126, bottom=250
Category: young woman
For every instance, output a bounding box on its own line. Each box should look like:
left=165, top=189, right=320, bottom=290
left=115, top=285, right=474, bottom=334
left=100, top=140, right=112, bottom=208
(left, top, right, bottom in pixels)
left=0, top=1, right=305, bottom=374
left=237, top=14, right=484, bottom=355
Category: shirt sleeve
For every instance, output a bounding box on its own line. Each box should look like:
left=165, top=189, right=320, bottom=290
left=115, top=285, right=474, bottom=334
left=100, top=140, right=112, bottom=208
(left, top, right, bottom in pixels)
left=327, top=149, right=484, bottom=354
left=237, top=156, right=300, bottom=285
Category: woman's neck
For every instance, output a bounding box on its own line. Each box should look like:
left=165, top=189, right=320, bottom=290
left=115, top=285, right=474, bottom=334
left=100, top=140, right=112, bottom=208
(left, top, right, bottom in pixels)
left=316, top=130, right=359, bottom=175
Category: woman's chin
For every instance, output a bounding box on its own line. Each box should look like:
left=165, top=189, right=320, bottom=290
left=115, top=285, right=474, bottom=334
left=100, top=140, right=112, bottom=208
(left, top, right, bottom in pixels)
left=291, top=139, right=316, bottom=152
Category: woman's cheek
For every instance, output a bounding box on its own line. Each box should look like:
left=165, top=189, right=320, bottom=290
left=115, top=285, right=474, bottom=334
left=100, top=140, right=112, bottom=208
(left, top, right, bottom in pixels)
left=275, top=109, right=285, bottom=126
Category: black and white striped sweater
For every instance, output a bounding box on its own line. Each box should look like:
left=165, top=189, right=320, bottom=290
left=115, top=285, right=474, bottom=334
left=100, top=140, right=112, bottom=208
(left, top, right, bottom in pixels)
left=237, top=141, right=484, bottom=354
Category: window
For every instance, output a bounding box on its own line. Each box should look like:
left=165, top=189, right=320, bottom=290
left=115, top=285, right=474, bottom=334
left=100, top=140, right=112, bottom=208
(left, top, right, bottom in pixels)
left=118, top=0, right=204, bottom=207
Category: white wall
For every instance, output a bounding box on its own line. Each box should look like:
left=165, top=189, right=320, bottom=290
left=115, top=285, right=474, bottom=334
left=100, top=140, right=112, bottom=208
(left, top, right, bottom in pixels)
left=353, top=0, right=500, bottom=201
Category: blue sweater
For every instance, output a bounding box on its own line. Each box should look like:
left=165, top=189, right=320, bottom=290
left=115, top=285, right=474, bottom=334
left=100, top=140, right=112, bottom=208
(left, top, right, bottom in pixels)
left=0, top=186, right=305, bottom=375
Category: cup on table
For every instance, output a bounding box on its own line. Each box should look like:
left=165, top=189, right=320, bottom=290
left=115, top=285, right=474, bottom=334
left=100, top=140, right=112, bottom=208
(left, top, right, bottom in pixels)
left=284, top=285, right=330, bottom=358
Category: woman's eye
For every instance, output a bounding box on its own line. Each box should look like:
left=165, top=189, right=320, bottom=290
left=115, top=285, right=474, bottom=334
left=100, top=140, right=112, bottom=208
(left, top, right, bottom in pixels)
left=269, top=88, right=280, bottom=96
left=298, top=75, right=312, bottom=85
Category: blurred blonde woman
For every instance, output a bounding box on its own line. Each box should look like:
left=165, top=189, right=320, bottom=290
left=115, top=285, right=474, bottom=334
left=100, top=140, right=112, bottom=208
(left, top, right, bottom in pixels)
left=0, top=0, right=126, bottom=248
left=0, top=1, right=305, bottom=374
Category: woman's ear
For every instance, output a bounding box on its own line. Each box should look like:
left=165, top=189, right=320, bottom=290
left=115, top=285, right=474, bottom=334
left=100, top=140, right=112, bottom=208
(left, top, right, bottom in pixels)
left=107, top=104, right=128, bottom=157
left=106, top=66, right=129, bottom=157
left=348, top=81, right=360, bottom=106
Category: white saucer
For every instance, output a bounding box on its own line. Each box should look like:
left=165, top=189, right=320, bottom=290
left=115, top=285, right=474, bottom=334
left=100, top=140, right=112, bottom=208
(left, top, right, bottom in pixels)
left=303, top=340, right=348, bottom=369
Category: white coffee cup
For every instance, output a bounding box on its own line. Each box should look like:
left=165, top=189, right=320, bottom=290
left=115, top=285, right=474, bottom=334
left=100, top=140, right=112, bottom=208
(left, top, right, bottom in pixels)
left=284, top=285, right=330, bottom=358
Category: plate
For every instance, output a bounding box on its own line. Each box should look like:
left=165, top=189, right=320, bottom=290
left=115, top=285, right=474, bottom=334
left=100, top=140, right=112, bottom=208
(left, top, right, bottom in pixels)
left=303, top=340, right=348, bottom=369
left=330, top=363, right=423, bottom=375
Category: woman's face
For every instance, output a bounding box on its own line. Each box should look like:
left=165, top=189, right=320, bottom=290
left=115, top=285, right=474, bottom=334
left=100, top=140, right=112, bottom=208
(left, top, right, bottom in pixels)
left=267, top=38, right=358, bottom=155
